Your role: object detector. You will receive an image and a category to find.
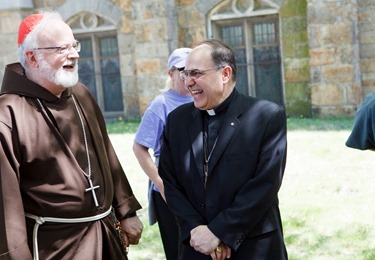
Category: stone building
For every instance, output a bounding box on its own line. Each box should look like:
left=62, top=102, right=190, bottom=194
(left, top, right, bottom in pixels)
left=0, top=0, right=374, bottom=119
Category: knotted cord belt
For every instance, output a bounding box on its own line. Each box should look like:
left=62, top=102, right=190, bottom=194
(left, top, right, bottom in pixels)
left=25, top=206, right=112, bottom=260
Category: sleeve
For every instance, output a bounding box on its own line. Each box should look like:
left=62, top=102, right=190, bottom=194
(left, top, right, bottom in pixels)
left=208, top=106, right=287, bottom=250
left=158, top=113, right=207, bottom=242
left=346, top=93, right=375, bottom=150
left=134, top=106, right=165, bottom=155
left=74, top=85, right=142, bottom=220
left=0, top=121, right=33, bottom=259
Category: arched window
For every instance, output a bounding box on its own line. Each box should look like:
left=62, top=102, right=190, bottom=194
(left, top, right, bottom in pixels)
left=67, top=12, right=123, bottom=118
left=208, top=0, right=284, bottom=106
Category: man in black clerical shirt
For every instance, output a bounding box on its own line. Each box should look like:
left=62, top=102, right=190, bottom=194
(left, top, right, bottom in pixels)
left=158, top=39, right=288, bottom=260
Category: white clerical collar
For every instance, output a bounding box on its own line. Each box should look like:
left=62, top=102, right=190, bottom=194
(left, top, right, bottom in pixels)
left=206, top=109, right=216, bottom=116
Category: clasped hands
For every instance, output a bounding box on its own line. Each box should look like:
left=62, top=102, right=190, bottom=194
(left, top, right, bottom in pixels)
left=120, top=215, right=143, bottom=247
left=190, top=225, right=231, bottom=260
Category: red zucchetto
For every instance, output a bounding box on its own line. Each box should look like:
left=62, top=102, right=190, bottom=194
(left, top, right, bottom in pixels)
left=17, top=14, right=44, bottom=46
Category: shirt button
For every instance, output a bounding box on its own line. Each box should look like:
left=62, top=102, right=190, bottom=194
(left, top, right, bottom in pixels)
left=200, top=203, right=205, bottom=208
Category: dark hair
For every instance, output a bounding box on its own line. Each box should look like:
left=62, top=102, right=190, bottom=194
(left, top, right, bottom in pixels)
left=196, top=39, right=237, bottom=83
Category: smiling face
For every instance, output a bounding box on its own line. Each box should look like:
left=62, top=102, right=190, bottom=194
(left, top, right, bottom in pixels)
left=184, top=44, right=234, bottom=110
left=37, top=20, right=79, bottom=88
left=26, top=18, right=80, bottom=96
left=36, top=52, right=78, bottom=88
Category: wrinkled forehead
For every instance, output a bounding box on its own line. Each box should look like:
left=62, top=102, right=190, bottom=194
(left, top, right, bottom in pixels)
left=38, top=20, right=75, bottom=45
left=185, top=44, right=214, bottom=69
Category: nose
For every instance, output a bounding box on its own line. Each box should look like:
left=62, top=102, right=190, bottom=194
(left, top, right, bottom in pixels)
left=67, top=48, right=79, bottom=59
left=184, top=74, right=194, bottom=88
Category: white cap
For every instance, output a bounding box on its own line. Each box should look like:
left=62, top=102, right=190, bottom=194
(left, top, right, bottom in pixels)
left=167, top=47, right=192, bottom=69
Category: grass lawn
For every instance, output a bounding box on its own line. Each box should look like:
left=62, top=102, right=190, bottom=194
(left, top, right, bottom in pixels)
left=109, top=117, right=375, bottom=259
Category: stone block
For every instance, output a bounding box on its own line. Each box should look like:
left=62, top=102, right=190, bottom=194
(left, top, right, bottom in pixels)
left=362, top=72, right=375, bottom=88
left=284, top=58, right=310, bottom=83
left=282, top=30, right=309, bottom=58
left=111, top=0, right=131, bottom=12
left=281, top=0, right=307, bottom=18
left=282, top=17, right=307, bottom=33
left=136, top=59, right=161, bottom=75
left=307, top=2, right=336, bottom=24
left=119, top=53, right=134, bottom=77
left=360, top=58, right=375, bottom=73
left=358, top=0, right=375, bottom=7
left=360, top=43, right=375, bottom=58
left=363, top=86, right=375, bottom=97
left=338, top=46, right=355, bottom=64
left=285, top=82, right=310, bottom=101
left=178, top=6, right=204, bottom=27
left=309, top=48, right=336, bottom=66
left=320, top=24, right=352, bottom=45
left=322, top=65, right=354, bottom=83
left=134, top=23, right=152, bottom=42
left=311, top=83, right=344, bottom=106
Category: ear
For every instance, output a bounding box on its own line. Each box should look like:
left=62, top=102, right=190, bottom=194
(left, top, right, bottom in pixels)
left=168, top=69, right=174, bottom=78
left=222, top=65, right=232, bottom=83
left=25, top=50, right=39, bottom=68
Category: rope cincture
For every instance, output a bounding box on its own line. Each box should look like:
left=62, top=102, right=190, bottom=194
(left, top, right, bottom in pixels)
left=25, top=206, right=112, bottom=260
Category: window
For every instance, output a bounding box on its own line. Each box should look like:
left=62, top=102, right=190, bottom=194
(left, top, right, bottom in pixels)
left=210, top=1, right=284, bottom=105
left=77, top=34, right=124, bottom=117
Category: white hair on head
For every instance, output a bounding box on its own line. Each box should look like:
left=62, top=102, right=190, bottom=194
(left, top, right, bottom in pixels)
left=18, top=11, right=63, bottom=68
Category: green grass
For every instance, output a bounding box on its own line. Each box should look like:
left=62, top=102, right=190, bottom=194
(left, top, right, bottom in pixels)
left=106, top=119, right=141, bottom=134
left=286, top=117, right=354, bottom=131
left=109, top=118, right=375, bottom=259
left=106, top=117, right=355, bottom=134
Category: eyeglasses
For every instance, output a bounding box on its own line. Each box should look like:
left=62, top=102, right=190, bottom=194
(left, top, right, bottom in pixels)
left=172, top=67, right=185, bottom=72
left=33, top=41, right=81, bottom=54
left=180, top=67, right=223, bottom=81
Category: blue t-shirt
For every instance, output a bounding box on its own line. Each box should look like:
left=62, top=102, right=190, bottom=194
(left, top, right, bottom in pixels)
left=134, top=88, right=193, bottom=157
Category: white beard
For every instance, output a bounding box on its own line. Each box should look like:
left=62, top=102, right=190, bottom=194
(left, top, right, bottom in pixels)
left=38, top=54, right=79, bottom=88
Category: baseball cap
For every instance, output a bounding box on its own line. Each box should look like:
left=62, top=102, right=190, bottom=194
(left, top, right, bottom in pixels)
left=18, top=13, right=44, bottom=46
left=167, top=47, right=192, bottom=69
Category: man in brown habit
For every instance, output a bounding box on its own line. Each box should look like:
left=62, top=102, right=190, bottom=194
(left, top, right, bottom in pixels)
left=0, top=11, right=143, bottom=259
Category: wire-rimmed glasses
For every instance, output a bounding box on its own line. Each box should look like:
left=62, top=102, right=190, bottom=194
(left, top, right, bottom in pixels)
left=33, top=41, right=81, bottom=54
left=179, top=66, right=223, bottom=81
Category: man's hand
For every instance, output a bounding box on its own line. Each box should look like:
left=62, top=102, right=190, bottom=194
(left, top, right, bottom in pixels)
left=210, top=243, right=232, bottom=260
left=190, top=225, right=231, bottom=259
left=120, top=215, right=143, bottom=246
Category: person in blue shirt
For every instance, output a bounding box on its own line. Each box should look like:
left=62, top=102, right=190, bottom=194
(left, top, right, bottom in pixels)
left=133, top=48, right=193, bottom=259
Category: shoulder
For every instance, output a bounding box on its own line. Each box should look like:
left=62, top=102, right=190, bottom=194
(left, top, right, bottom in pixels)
left=72, top=83, right=94, bottom=98
left=72, top=83, right=99, bottom=107
left=356, top=92, right=375, bottom=116
left=0, top=94, right=30, bottom=127
left=0, top=95, right=14, bottom=128
left=148, top=92, right=168, bottom=107
left=168, top=102, right=195, bottom=118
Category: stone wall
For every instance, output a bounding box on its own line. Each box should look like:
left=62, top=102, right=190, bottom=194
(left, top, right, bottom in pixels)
left=307, top=0, right=362, bottom=117
left=358, top=0, right=375, bottom=97
left=0, top=11, right=23, bottom=78
left=281, top=0, right=311, bottom=117
left=0, top=0, right=373, bottom=118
